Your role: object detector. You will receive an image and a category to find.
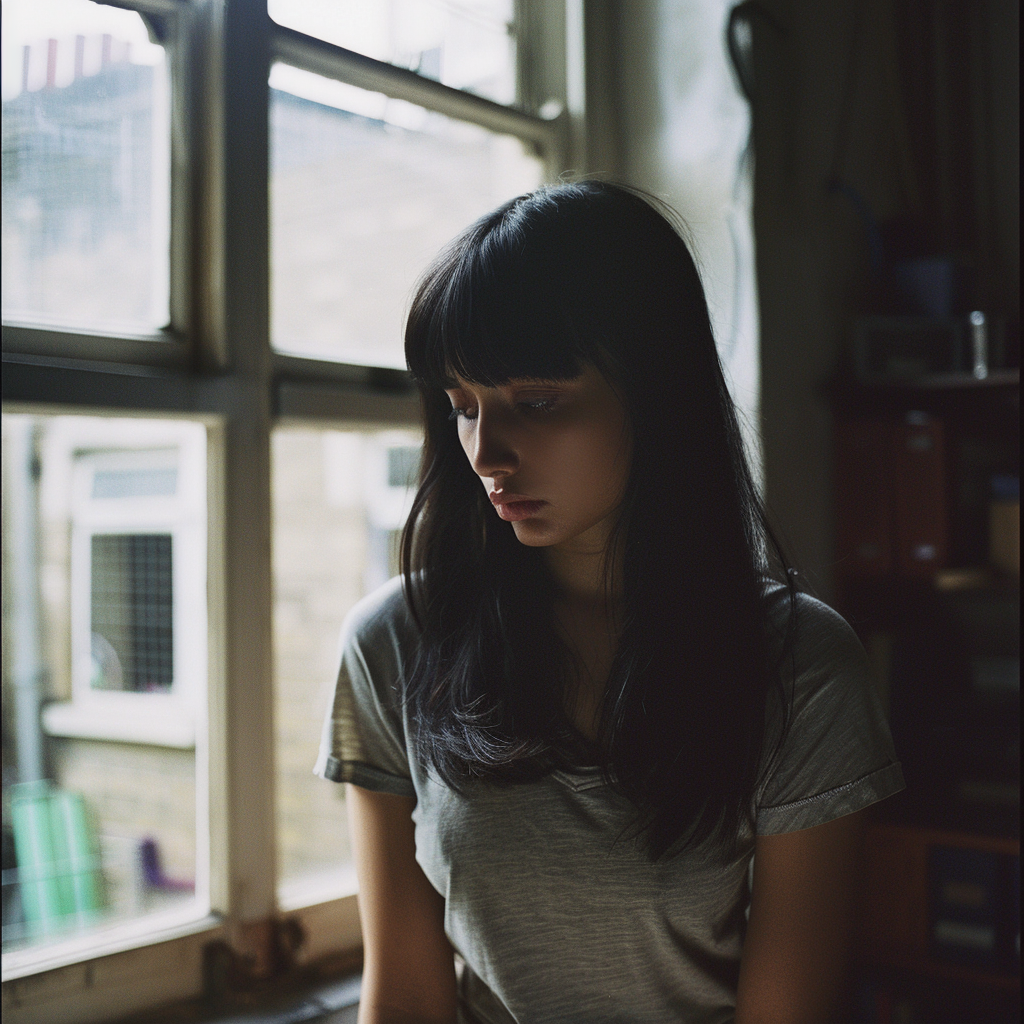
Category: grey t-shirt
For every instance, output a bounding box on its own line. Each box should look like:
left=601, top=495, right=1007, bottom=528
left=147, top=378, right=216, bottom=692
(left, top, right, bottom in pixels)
left=315, top=576, right=904, bottom=1024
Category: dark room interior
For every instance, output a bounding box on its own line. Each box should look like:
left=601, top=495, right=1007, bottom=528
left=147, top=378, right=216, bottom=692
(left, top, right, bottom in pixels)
left=1, top=1, right=1018, bottom=1022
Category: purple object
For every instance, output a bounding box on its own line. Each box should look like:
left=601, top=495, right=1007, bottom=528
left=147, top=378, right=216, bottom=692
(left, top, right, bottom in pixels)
left=138, top=837, right=194, bottom=892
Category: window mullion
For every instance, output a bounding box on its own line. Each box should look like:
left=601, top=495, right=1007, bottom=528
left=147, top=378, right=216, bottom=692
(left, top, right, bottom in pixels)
left=2, top=325, right=190, bottom=371
left=275, top=379, right=421, bottom=427
left=212, top=0, right=277, bottom=971
left=270, top=21, right=561, bottom=156
left=167, top=0, right=196, bottom=344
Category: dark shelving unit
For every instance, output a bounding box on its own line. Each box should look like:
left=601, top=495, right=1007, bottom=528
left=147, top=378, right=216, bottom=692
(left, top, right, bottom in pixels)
left=831, top=371, right=1020, bottom=1023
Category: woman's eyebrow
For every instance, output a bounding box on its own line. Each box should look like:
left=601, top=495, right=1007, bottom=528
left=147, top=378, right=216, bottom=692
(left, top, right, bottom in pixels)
left=502, top=374, right=571, bottom=386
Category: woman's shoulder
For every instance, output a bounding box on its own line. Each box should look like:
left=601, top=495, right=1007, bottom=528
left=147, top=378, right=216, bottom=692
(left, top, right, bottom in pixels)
left=319, top=576, right=418, bottom=790
left=760, top=579, right=876, bottom=714
left=341, top=575, right=419, bottom=659
left=756, top=581, right=903, bottom=829
left=762, top=579, right=864, bottom=658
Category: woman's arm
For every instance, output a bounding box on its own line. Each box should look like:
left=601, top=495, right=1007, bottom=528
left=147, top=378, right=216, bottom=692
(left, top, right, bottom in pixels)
left=735, top=810, right=866, bottom=1024
left=347, top=784, right=458, bottom=1024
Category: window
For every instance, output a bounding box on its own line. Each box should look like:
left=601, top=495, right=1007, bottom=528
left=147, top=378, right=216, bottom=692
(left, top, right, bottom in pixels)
left=91, top=532, right=175, bottom=692
left=268, top=0, right=518, bottom=105
left=269, top=66, right=544, bottom=365
left=2, top=412, right=206, bottom=965
left=1, top=0, right=170, bottom=333
left=2, top=0, right=570, bottom=1016
left=39, top=419, right=206, bottom=748
left=272, top=426, right=422, bottom=902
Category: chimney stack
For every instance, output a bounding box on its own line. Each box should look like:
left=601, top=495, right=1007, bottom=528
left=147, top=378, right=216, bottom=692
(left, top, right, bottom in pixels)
left=46, top=38, right=58, bottom=89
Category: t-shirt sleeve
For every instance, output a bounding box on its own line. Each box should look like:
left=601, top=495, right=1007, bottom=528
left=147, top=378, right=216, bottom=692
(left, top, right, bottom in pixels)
left=313, top=577, right=417, bottom=798
left=755, top=592, right=905, bottom=835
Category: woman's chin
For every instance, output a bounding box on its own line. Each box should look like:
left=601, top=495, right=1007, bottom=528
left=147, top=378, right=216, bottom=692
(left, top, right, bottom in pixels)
left=510, top=520, right=560, bottom=546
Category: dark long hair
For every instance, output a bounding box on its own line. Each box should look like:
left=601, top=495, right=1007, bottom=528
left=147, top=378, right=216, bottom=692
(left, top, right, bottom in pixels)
left=400, top=180, right=795, bottom=860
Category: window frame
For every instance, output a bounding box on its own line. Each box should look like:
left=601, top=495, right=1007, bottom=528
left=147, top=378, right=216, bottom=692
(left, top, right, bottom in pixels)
left=34, top=419, right=208, bottom=749
left=1, top=0, right=578, bottom=1015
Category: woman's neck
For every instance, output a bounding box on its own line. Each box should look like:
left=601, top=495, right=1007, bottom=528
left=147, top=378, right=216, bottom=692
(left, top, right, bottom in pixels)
left=545, top=538, right=623, bottom=746
left=544, top=537, right=622, bottom=615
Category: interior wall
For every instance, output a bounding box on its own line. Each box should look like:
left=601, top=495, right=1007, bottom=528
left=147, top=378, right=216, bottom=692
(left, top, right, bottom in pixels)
left=752, top=0, right=1019, bottom=598
left=611, top=0, right=761, bottom=470
left=748, top=0, right=909, bottom=596
left=609, top=0, right=1019, bottom=600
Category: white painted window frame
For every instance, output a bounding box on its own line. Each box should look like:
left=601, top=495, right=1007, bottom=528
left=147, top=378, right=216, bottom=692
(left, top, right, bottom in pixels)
left=365, top=432, right=424, bottom=531
left=40, top=420, right=207, bottom=750
left=1, top=0, right=578, bottom=1019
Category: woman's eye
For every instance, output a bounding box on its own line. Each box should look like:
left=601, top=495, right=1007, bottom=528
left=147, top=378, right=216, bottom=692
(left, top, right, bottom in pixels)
left=520, top=398, right=558, bottom=413
left=446, top=396, right=556, bottom=420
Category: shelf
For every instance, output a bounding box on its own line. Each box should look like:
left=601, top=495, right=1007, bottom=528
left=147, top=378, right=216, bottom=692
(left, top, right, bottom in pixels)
left=866, top=820, right=1019, bottom=857
left=848, top=369, right=1020, bottom=391
left=857, top=820, right=1020, bottom=1008
left=837, top=350, right=1020, bottom=1019
left=826, top=369, right=1020, bottom=415
left=856, top=949, right=1020, bottom=993
left=856, top=566, right=1023, bottom=604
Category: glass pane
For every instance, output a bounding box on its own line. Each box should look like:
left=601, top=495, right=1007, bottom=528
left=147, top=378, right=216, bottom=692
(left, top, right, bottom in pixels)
left=1, top=0, right=170, bottom=333
left=1, top=414, right=207, bottom=953
left=269, top=0, right=516, bottom=106
left=92, top=467, right=177, bottom=499
left=270, top=64, right=545, bottom=366
left=91, top=534, right=174, bottom=693
left=273, top=425, right=421, bottom=896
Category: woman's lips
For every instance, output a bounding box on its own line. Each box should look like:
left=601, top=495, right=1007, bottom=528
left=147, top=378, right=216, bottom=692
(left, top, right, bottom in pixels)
left=489, top=492, right=547, bottom=522
left=494, top=500, right=546, bottom=522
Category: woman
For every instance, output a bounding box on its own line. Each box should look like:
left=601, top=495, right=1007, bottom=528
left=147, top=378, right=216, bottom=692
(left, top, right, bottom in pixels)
left=316, top=181, right=904, bottom=1023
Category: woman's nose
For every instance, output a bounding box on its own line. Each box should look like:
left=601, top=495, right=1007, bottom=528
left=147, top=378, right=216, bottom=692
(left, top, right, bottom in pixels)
left=468, top=411, right=519, bottom=480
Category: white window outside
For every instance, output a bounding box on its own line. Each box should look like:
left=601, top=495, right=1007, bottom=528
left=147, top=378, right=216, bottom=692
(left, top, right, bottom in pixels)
left=365, top=432, right=422, bottom=593
left=41, top=419, right=206, bottom=749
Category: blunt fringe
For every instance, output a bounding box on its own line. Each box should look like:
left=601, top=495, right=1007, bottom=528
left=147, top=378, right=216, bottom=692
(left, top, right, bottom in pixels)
left=400, top=180, right=796, bottom=860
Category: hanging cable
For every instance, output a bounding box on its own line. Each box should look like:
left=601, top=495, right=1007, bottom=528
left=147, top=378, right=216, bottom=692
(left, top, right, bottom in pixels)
left=722, top=2, right=784, bottom=365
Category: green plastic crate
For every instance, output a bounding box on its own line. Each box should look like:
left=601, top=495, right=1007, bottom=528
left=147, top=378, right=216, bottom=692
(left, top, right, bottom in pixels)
left=10, top=781, right=104, bottom=938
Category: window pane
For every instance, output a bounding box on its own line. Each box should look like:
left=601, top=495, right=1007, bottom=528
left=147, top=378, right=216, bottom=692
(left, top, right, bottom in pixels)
left=91, top=534, right=174, bottom=693
left=1, top=414, right=207, bottom=953
left=269, top=0, right=516, bottom=106
left=273, top=425, right=421, bottom=895
left=1, top=0, right=170, bottom=333
left=92, top=467, right=177, bottom=500
left=270, top=64, right=544, bottom=367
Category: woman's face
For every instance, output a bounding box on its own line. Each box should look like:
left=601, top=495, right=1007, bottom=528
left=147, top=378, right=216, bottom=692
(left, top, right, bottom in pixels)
left=444, top=362, right=632, bottom=553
